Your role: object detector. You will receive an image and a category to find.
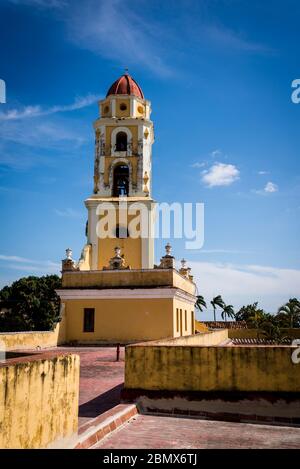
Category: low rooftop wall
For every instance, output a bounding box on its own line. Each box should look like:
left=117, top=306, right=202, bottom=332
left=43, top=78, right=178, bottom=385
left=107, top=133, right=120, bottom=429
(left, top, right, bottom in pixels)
left=0, top=352, right=80, bottom=449
left=61, top=268, right=196, bottom=295
left=0, top=321, right=65, bottom=351
left=125, top=332, right=300, bottom=393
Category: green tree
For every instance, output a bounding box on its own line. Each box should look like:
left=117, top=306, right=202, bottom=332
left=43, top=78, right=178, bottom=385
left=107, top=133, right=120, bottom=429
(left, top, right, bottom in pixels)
left=235, top=302, right=266, bottom=328
left=258, top=316, right=286, bottom=343
left=210, top=295, right=224, bottom=322
left=277, top=298, right=300, bottom=328
left=221, top=304, right=235, bottom=322
left=195, top=295, right=207, bottom=313
left=0, top=275, right=62, bottom=332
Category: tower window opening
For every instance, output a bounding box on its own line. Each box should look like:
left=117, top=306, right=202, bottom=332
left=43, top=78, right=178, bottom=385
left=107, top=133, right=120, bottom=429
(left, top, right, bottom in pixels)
left=120, top=103, right=127, bottom=111
left=113, top=164, right=129, bottom=196
left=83, top=308, right=95, bottom=333
left=116, top=131, right=128, bottom=151
left=115, top=225, right=129, bottom=238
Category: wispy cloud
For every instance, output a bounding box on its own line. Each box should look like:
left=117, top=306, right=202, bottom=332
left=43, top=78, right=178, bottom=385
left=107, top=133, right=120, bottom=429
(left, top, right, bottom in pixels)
left=200, top=24, right=272, bottom=54
left=190, top=261, right=300, bottom=313
left=0, top=254, right=60, bottom=275
left=54, top=208, right=84, bottom=218
left=210, top=149, right=222, bottom=158
left=191, top=162, right=206, bottom=168
left=54, top=208, right=85, bottom=218
left=197, top=249, right=246, bottom=254
left=7, top=0, right=67, bottom=8
left=66, top=0, right=172, bottom=77
left=0, top=116, right=89, bottom=152
left=258, top=170, right=269, bottom=175
left=0, top=94, right=100, bottom=122
left=201, top=162, right=240, bottom=187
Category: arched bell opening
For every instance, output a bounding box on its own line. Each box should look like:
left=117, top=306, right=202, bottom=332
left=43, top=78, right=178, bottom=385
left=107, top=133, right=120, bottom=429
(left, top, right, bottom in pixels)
left=115, top=131, right=128, bottom=152
left=112, top=164, right=129, bottom=196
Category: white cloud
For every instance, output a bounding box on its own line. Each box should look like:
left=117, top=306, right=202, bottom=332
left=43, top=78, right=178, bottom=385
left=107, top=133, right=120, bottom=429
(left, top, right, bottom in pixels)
left=189, top=261, right=300, bottom=315
left=0, top=94, right=100, bottom=122
left=258, top=170, right=269, bottom=175
left=210, top=149, right=222, bottom=158
left=264, top=181, right=278, bottom=193
left=201, top=162, right=240, bottom=187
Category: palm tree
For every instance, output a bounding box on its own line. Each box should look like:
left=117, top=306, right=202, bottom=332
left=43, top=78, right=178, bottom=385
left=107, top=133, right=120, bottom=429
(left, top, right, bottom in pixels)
left=210, top=295, right=224, bottom=322
left=195, top=295, right=207, bottom=313
left=221, top=304, right=235, bottom=323
left=278, top=298, right=300, bottom=329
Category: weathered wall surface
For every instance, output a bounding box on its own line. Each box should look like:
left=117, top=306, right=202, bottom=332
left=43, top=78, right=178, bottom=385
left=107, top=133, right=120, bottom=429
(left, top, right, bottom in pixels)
left=228, top=328, right=300, bottom=339
left=0, top=353, right=80, bottom=449
left=0, top=316, right=66, bottom=351
left=152, top=329, right=228, bottom=346
left=125, top=340, right=300, bottom=392
left=61, top=268, right=196, bottom=295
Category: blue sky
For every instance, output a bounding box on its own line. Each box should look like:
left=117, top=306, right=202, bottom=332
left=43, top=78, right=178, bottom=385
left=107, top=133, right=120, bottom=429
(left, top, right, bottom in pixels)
left=0, top=0, right=299, bottom=318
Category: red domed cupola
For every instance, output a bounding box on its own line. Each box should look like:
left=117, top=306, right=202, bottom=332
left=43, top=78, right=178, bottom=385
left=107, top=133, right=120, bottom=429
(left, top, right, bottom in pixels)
left=106, top=73, right=144, bottom=99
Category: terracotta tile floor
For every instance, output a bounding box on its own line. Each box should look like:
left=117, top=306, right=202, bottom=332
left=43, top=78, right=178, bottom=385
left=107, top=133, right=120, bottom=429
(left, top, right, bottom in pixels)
left=56, top=346, right=125, bottom=427
left=94, top=414, right=300, bottom=449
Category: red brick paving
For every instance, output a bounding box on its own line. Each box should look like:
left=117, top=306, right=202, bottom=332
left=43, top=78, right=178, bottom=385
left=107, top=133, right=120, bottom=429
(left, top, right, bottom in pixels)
left=94, top=414, right=300, bottom=449
left=56, top=346, right=125, bottom=427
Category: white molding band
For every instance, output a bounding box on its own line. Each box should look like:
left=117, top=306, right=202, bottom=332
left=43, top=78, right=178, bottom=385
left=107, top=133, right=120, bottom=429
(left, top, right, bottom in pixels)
left=57, top=288, right=196, bottom=303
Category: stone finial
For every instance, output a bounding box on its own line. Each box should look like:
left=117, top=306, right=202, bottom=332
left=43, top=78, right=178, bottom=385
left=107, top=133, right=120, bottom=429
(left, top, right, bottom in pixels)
left=66, top=248, right=73, bottom=260
left=62, top=248, right=79, bottom=272
left=156, top=242, right=175, bottom=269
left=103, top=246, right=130, bottom=270
left=179, top=260, right=193, bottom=281
left=165, top=243, right=172, bottom=256
left=114, top=246, right=121, bottom=257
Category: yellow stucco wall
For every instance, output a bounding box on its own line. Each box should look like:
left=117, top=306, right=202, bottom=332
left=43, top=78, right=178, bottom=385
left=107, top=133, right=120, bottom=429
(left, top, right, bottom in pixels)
left=125, top=337, right=300, bottom=392
left=105, top=125, right=139, bottom=156
left=103, top=155, right=139, bottom=186
left=61, top=269, right=196, bottom=295
left=195, top=320, right=209, bottom=333
left=63, top=298, right=175, bottom=343
left=0, top=320, right=66, bottom=352
left=228, top=328, right=300, bottom=339
left=97, top=206, right=142, bottom=269
left=0, top=353, right=80, bottom=449
left=153, top=329, right=228, bottom=346
left=173, top=299, right=195, bottom=337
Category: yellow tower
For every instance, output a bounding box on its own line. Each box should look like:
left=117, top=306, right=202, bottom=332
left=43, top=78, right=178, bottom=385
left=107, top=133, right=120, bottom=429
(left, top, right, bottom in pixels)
left=85, top=72, right=155, bottom=270
left=57, top=73, right=197, bottom=344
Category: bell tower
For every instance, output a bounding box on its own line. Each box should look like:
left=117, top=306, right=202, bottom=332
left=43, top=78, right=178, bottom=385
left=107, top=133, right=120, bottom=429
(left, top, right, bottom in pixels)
left=85, top=72, right=156, bottom=270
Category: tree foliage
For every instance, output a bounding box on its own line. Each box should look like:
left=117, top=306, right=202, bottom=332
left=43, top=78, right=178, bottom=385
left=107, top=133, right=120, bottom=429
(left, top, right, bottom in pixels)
left=0, top=275, right=62, bottom=332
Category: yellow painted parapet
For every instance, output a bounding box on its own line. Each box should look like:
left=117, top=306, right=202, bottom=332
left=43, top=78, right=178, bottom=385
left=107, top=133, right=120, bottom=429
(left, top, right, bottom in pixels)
left=195, top=320, right=209, bottom=333
left=0, top=353, right=80, bottom=449
left=61, top=268, right=196, bottom=295
left=125, top=333, right=300, bottom=392
left=0, top=322, right=65, bottom=351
